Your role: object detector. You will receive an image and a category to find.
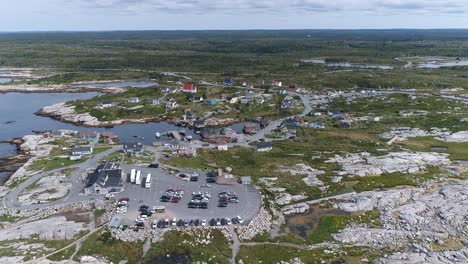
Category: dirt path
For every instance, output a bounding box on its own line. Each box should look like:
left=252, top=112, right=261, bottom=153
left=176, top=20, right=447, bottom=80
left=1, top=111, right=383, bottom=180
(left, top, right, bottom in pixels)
left=25, top=225, right=106, bottom=264
left=69, top=240, right=82, bottom=261
left=230, top=227, right=241, bottom=264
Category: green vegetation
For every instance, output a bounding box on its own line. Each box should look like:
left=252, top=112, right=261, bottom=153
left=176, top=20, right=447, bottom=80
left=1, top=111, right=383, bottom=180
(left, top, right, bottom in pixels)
left=236, top=244, right=332, bottom=264
left=352, top=167, right=443, bottom=192
left=28, top=157, right=81, bottom=172
left=0, top=214, right=21, bottom=223
left=101, top=150, right=154, bottom=164
left=400, top=137, right=468, bottom=160
left=307, top=210, right=381, bottom=244
left=47, top=244, right=76, bottom=261
left=0, top=237, right=78, bottom=261
left=145, top=229, right=231, bottom=264
left=74, top=231, right=143, bottom=264
left=93, top=209, right=106, bottom=226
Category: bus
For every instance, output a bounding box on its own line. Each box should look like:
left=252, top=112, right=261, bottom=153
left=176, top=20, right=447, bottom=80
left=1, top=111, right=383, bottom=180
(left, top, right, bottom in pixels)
left=135, top=170, right=142, bottom=185
left=130, top=169, right=136, bottom=183
left=145, top=173, right=152, bottom=188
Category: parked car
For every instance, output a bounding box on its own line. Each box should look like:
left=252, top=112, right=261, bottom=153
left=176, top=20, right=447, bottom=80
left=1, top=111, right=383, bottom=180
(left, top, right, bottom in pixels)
left=201, top=219, right=207, bottom=227
left=148, top=163, right=159, bottom=168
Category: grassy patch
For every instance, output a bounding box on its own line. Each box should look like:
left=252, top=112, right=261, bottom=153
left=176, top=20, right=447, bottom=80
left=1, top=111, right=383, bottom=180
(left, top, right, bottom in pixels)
left=145, top=229, right=231, bottom=264
left=307, top=210, right=381, bottom=244
left=399, top=137, right=468, bottom=160
left=352, top=167, right=443, bottom=192
left=28, top=157, right=81, bottom=172
left=101, top=150, right=154, bottom=164
left=74, top=231, right=143, bottom=264
left=236, top=244, right=332, bottom=264
left=0, top=214, right=21, bottom=223
left=47, top=244, right=76, bottom=261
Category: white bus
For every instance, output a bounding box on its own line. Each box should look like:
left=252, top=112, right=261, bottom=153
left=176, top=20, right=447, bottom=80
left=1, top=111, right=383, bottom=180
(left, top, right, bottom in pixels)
left=130, top=169, right=136, bottom=183
left=135, top=170, right=142, bottom=185
left=145, top=174, right=152, bottom=188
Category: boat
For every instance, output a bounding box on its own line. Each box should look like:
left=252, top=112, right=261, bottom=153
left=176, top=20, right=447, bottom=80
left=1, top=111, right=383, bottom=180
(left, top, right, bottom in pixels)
left=179, top=130, right=186, bottom=136
left=186, top=135, right=193, bottom=141
left=5, top=120, right=16, bottom=124
left=155, top=132, right=161, bottom=139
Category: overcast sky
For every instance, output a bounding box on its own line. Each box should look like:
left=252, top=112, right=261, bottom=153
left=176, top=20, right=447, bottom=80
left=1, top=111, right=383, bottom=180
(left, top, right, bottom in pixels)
left=1, top=0, right=467, bottom=31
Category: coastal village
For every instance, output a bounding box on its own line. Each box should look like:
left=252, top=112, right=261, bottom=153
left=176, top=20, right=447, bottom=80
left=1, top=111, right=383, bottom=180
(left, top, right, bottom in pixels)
left=0, top=37, right=467, bottom=264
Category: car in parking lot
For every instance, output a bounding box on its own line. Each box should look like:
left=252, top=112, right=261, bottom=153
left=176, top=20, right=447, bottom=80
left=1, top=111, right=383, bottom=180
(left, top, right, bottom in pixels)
left=237, top=216, right=244, bottom=224
left=151, top=220, right=158, bottom=229
left=201, top=219, right=207, bottom=226
left=172, top=218, right=177, bottom=226
left=184, top=219, right=189, bottom=227
left=216, top=218, right=221, bottom=226
left=148, top=163, right=159, bottom=168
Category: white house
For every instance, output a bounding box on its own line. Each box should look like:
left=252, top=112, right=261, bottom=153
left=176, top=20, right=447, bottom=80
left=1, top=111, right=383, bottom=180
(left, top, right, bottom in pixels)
left=128, top=97, right=140, bottom=103
left=216, top=141, right=229, bottom=151
left=152, top=98, right=162, bottom=105
left=166, top=98, right=178, bottom=110
left=256, top=142, right=273, bottom=152
left=227, top=97, right=238, bottom=104
left=100, top=100, right=113, bottom=108
left=272, top=80, right=282, bottom=87
left=71, top=146, right=93, bottom=156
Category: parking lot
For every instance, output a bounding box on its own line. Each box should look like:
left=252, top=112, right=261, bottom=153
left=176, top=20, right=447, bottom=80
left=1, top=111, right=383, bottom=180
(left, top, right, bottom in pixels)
left=112, top=164, right=261, bottom=227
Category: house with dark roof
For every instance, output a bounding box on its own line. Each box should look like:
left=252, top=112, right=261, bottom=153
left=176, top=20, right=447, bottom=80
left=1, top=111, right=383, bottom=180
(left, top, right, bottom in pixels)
left=84, top=161, right=123, bottom=194
left=194, top=120, right=205, bottom=129
left=123, top=142, right=144, bottom=153
left=99, top=100, right=113, bottom=108
left=281, top=98, right=293, bottom=109
left=223, top=78, right=234, bottom=86
left=77, top=130, right=100, bottom=144
left=71, top=146, right=93, bottom=156
left=128, top=97, right=140, bottom=103
left=256, top=142, right=273, bottom=152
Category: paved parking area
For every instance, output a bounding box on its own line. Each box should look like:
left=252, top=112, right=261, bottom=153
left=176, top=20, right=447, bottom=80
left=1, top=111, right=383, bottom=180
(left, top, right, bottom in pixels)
left=113, top=164, right=261, bottom=225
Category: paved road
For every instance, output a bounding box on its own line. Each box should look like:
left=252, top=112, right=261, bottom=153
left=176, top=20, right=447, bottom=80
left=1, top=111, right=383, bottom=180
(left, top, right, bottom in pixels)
left=4, top=147, right=120, bottom=210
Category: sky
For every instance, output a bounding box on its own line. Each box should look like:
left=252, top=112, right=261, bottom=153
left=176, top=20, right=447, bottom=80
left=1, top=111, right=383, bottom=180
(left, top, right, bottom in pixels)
left=0, top=0, right=468, bottom=31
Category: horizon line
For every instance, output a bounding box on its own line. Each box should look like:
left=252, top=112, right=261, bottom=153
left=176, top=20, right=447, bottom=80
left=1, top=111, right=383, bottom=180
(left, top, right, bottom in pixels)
left=2, top=28, right=468, bottom=33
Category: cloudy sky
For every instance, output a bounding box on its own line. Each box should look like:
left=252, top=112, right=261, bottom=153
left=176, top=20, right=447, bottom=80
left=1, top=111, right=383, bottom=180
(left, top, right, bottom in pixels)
left=0, top=0, right=467, bottom=31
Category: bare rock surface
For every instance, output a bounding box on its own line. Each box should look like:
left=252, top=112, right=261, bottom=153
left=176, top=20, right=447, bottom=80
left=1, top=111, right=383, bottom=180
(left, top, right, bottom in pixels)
left=333, top=181, right=468, bottom=249
left=380, top=127, right=450, bottom=140
left=375, top=248, right=468, bottom=264
left=327, top=151, right=450, bottom=177
left=279, top=163, right=325, bottom=187
left=39, top=102, right=157, bottom=127
left=18, top=170, right=72, bottom=205
left=0, top=216, right=88, bottom=240
left=437, top=130, right=468, bottom=143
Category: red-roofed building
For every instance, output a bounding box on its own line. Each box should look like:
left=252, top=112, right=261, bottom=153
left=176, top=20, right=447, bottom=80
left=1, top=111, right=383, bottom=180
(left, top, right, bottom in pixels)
left=216, top=140, right=229, bottom=151
left=183, top=83, right=197, bottom=93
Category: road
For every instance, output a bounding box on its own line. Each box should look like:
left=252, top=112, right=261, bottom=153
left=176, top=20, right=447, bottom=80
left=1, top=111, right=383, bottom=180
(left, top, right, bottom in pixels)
left=4, top=147, right=120, bottom=210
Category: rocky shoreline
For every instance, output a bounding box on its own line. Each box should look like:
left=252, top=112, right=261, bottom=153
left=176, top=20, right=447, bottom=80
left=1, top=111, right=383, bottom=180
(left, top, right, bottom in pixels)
left=0, top=138, right=29, bottom=184
left=0, top=84, right=123, bottom=94
left=37, top=101, right=247, bottom=128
